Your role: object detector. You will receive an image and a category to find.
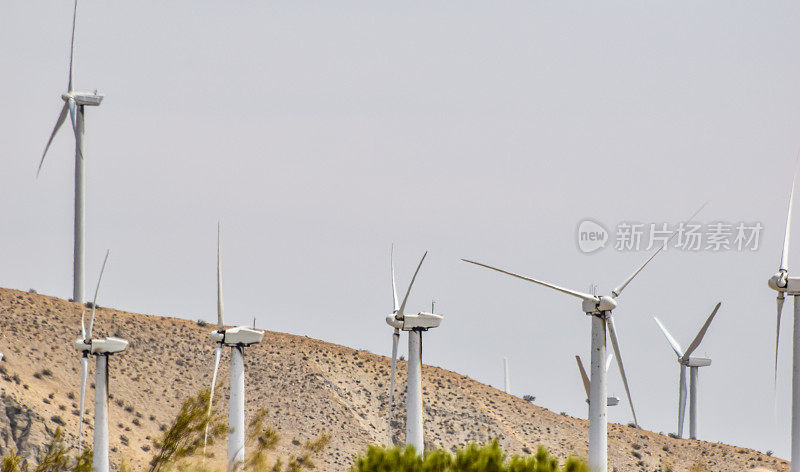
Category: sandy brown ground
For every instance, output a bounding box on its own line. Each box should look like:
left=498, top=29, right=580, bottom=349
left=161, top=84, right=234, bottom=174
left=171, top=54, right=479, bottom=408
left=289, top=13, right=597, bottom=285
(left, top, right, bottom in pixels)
left=0, top=287, right=787, bottom=471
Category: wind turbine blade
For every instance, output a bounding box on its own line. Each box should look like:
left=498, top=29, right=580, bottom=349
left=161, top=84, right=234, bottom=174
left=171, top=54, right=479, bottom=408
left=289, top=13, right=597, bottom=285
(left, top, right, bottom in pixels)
left=388, top=329, right=399, bottom=444
left=780, top=157, right=800, bottom=271
left=605, top=353, right=615, bottom=372
left=217, top=223, right=224, bottom=330
left=391, top=245, right=399, bottom=313
left=681, top=302, right=721, bottom=361
left=37, top=103, right=70, bottom=177
left=575, top=355, right=590, bottom=398
left=86, top=250, right=110, bottom=340
left=611, top=202, right=707, bottom=298
left=77, top=355, right=88, bottom=445
left=653, top=317, right=683, bottom=358
left=397, top=252, right=427, bottom=316
left=204, top=344, right=222, bottom=455
left=80, top=311, right=86, bottom=340
left=775, top=293, right=785, bottom=390
left=678, top=364, right=687, bottom=438
left=461, top=259, right=597, bottom=302
left=606, top=316, right=638, bottom=427
left=67, top=0, right=78, bottom=92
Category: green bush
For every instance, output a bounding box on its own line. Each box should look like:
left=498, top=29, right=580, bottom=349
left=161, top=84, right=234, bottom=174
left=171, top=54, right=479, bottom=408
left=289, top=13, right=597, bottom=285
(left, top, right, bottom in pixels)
left=351, top=440, right=587, bottom=472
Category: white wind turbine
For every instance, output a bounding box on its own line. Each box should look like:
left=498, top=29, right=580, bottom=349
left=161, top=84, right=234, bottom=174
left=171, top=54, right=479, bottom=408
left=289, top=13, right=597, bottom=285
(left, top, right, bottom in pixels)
left=463, top=204, right=704, bottom=472
left=576, top=354, right=619, bottom=408
left=74, top=251, right=128, bottom=472
left=653, top=302, right=721, bottom=440
left=385, top=249, right=443, bottom=454
left=205, top=225, right=264, bottom=471
left=768, top=161, right=800, bottom=472
left=37, top=0, right=103, bottom=304
left=503, top=358, right=511, bottom=394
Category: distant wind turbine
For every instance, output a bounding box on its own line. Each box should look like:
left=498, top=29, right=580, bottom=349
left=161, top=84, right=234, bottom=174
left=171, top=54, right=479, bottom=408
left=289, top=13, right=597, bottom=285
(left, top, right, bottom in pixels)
left=463, top=203, right=705, bottom=472
left=73, top=251, right=128, bottom=472
left=385, top=249, right=443, bottom=454
left=205, top=225, right=265, bottom=470
left=653, top=302, right=721, bottom=439
left=37, top=0, right=103, bottom=304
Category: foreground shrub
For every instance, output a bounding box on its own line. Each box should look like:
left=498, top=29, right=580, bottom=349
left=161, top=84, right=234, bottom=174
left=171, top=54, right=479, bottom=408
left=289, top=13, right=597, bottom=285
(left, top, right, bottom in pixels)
left=351, top=441, right=587, bottom=472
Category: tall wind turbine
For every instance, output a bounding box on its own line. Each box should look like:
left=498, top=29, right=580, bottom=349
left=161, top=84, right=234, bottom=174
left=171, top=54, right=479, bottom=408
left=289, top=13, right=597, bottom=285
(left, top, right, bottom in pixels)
left=206, top=225, right=264, bottom=470
left=576, top=354, right=620, bottom=408
left=385, top=250, right=443, bottom=454
left=37, top=0, right=103, bottom=304
left=653, top=302, right=721, bottom=439
left=74, top=251, right=128, bottom=472
left=463, top=204, right=704, bottom=472
left=768, top=161, right=800, bottom=472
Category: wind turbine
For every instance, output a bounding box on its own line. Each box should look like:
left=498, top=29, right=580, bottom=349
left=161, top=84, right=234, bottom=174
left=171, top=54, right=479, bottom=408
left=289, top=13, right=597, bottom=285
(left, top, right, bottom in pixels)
left=653, top=302, right=721, bottom=439
left=768, top=161, right=800, bottom=472
left=385, top=249, right=443, bottom=454
left=463, top=204, right=704, bottom=472
left=205, top=225, right=264, bottom=471
left=37, top=0, right=103, bottom=304
left=74, top=251, right=128, bottom=472
left=503, top=358, right=511, bottom=394
left=576, top=354, right=620, bottom=408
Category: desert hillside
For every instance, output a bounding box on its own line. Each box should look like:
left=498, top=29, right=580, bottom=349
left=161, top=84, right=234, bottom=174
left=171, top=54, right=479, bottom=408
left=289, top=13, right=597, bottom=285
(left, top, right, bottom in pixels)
left=0, top=288, right=787, bottom=471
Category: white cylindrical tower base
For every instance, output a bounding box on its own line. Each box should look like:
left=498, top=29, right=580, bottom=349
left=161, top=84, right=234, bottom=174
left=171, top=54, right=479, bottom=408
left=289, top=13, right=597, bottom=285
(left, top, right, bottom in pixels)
left=587, top=314, right=607, bottom=472
left=406, top=330, right=424, bottom=455
left=388, top=329, right=399, bottom=445
left=792, top=295, right=800, bottom=472
left=73, top=105, right=86, bottom=303
left=229, top=346, right=246, bottom=471
left=689, top=367, right=698, bottom=439
left=93, top=354, right=109, bottom=472
left=503, top=358, right=510, bottom=394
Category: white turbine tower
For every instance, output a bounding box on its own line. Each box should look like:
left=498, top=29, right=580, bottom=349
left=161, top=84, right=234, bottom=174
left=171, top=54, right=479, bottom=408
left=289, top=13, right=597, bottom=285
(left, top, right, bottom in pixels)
left=653, top=302, right=721, bottom=439
left=205, top=225, right=264, bottom=471
left=503, top=358, right=511, bottom=394
left=385, top=250, right=443, bottom=454
left=463, top=204, right=704, bottom=472
left=74, top=251, right=128, bottom=472
left=768, top=162, right=800, bottom=472
left=37, top=0, right=103, bottom=304
left=576, top=354, right=619, bottom=408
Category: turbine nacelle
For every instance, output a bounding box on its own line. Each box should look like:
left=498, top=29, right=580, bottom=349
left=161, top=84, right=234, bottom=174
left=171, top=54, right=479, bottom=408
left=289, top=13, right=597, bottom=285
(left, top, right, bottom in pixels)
left=400, top=312, right=443, bottom=331
left=769, top=272, right=789, bottom=291
left=683, top=357, right=712, bottom=367
left=61, top=92, right=103, bottom=106
left=209, top=326, right=264, bottom=346
left=75, top=339, right=91, bottom=352
left=582, top=295, right=617, bottom=314
left=90, top=337, right=128, bottom=355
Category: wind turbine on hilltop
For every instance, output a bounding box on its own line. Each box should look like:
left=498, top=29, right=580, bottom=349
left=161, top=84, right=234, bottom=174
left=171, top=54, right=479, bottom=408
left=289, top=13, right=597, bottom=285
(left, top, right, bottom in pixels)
left=463, top=203, right=704, bottom=472
left=204, top=225, right=264, bottom=470
left=37, top=0, right=103, bottom=304
left=74, top=251, right=128, bottom=472
left=768, top=161, right=800, bottom=472
left=653, top=302, right=721, bottom=440
left=385, top=249, right=443, bottom=454
left=576, top=354, right=619, bottom=408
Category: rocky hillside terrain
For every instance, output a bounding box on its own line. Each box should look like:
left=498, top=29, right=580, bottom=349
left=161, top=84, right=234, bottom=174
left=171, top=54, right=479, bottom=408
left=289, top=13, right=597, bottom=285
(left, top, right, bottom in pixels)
left=0, top=288, right=787, bottom=471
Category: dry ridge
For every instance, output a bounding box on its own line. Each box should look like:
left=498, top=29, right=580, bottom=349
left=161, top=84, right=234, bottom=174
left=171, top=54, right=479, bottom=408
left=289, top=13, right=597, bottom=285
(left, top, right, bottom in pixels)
left=0, top=288, right=786, bottom=472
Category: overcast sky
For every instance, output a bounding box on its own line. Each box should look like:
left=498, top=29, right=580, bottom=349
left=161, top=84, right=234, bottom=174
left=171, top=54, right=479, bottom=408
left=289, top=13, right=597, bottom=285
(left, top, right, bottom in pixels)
left=3, top=0, right=800, bottom=459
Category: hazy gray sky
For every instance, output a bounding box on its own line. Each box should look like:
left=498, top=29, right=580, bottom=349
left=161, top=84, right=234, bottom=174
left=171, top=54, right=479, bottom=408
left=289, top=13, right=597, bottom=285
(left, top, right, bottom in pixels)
left=3, top=0, right=800, bottom=459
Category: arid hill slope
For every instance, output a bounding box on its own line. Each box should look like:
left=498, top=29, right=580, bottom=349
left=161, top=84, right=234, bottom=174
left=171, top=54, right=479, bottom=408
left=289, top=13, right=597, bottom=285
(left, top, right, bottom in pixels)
left=0, top=288, right=787, bottom=471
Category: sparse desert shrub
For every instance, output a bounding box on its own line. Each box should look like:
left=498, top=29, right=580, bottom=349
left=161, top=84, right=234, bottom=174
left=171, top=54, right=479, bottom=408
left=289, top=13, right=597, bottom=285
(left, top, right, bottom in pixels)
left=0, top=427, right=92, bottom=472
left=766, top=450, right=773, bottom=456
left=28, top=289, right=37, bottom=294
left=350, top=441, right=587, bottom=472
left=522, top=395, right=536, bottom=403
